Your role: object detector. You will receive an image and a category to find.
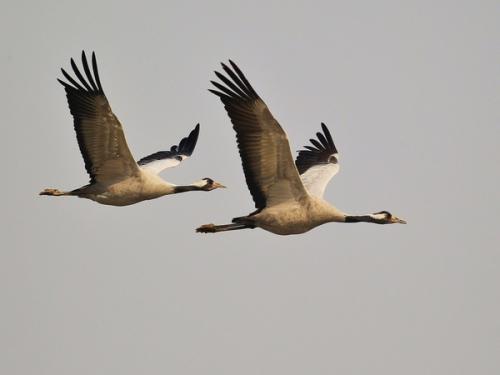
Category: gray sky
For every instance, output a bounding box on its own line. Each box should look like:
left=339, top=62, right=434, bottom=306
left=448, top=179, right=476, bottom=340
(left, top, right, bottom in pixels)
left=1, top=1, right=499, bottom=374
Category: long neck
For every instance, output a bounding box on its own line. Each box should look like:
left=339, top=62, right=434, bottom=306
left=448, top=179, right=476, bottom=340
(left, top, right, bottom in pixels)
left=319, top=203, right=348, bottom=223
left=314, top=201, right=379, bottom=224
left=344, top=214, right=377, bottom=223
left=172, top=184, right=204, bottom=194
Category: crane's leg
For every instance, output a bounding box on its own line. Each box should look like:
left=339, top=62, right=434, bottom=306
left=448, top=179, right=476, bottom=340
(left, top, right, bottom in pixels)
left=196, top=223, right=254, bottom=233
left=39, top=188, right=71, bottom=196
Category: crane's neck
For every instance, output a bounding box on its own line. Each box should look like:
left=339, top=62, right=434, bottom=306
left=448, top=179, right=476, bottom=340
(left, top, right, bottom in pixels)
left=319, top=203, right=348, bottom=223
left=313, top=200, right=385, bottom=225
left=172, top=180, right=207, bottom=194
left=344, top=214, right=379, bottom=223
left=320, top=203, right=381, bottom=224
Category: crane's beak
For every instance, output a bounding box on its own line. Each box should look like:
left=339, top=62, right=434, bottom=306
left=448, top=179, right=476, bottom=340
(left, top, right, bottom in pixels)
left=213, top=182, right=226, bottom=189
left=392, top=216, right=407, bottom=224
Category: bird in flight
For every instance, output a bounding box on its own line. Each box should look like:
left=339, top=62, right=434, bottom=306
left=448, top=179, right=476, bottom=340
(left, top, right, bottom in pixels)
left=40, top=51, right=224, bottom=206
left=197, top=60, right=406, bottom=235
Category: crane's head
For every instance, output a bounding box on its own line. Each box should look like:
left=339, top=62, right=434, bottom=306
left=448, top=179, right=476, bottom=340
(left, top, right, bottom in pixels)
left=370, top=211, right=407, bottom=224
left=199, top=177, right=226, bottom=191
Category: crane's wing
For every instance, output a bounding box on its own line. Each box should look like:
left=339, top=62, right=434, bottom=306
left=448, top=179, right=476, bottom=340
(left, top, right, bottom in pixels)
left=210, top=60, right=308, bottom=209
left=58, top=51, right=139, bottom=184
left=137, top=124, right=200, bottom=174
left=295, top=123, right=339, bottom=198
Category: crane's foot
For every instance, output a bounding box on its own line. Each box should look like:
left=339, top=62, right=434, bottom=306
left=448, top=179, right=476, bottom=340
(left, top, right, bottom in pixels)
left=196, top=224, right=218, bottom=233
left=39, top=188, right=66, bottom=196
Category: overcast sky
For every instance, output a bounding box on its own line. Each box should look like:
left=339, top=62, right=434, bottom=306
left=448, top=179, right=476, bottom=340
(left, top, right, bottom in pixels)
left=1, top=1, right=499, bottom=374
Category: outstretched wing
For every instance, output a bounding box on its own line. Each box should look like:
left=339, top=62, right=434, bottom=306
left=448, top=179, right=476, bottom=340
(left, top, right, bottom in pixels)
left=137, top=124, right=200, bottom=174
left=210, top=60, right=308, bottom=209
left=295, top=123, right=339, bottom=198
left=58, top=51, right=139, bottom=183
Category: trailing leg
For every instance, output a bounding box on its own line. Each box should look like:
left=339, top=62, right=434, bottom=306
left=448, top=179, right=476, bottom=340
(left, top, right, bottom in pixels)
left=39, top=188, right=71, bottom=196
left=196, top=223, right=254, bottom=233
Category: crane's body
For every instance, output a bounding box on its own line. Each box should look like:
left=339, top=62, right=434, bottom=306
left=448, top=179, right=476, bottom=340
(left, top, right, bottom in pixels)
left=40, top=51, right=224, bottom=206
left=197, top=60, right=405, bottom=235
left=232, top=197, right=346, bottom=235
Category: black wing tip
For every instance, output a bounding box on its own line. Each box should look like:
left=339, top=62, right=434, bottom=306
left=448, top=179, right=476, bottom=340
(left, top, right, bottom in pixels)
left=57, top=78, right=69, bottom=88
left=58, top=50, right=103, bottom=94
left=188, top=124, right=200, bottom=154
left=208, top=88, right=231, bottom=100
left=189, top=123, right=200, bottom=144
left=208, top=88, right=221, bottom=96
left=193, top=124, right=200, bottom=139
left=175, top=123, right=200, bottom=157
left=210, top=59, right=259, bottom=101
left=310, top=122, right=337, bottom=154
left=221, top=58, right=238, bottom=68
left=321, top=122, right=333, bottom=140
left=295, top=123, right=339, bottom=173
left=321, top=123, right=337, bottom=154
left=81, top=50, right=95, bottom=59
left=139, top=123, right=200, bottom=165
left=228, top=59, right=239, bottom=70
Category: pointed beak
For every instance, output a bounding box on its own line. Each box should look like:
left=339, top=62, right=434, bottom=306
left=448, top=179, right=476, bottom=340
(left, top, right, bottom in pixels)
left=213, top=182, right=226, bottom=189
left=392, top=216, right=407, bottom=224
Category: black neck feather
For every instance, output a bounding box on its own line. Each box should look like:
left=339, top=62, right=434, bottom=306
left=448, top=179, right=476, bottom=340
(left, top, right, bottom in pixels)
left=173, top=185, right=203, bottom=193
left=345, top=215, right=375, bottom=223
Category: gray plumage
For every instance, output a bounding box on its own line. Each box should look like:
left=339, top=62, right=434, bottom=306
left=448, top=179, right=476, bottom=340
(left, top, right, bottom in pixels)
left=41, top=52, right=224, bottom=206
left=197, top=61, right=405, bottom=235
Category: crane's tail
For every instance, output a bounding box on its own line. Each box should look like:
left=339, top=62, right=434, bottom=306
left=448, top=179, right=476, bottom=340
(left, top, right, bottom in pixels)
left=39, top=188, right=71, bottom=196
left=196, top=223, right=254, bottom=233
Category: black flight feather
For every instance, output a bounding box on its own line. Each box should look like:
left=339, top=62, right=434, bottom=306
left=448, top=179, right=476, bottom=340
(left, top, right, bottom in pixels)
left=209, top=60, right=268, bottom=209
left=137, top=124, right=200, bottom=166
left=295, top=123, right=339, bottom=175
left=59, top=51, right=103, bottom=95
left=57, top=51, right=107, bottom=182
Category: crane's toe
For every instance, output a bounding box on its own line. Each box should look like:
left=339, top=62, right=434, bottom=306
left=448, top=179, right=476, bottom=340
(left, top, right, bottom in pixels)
left=196, top=224, right=217, bottom=233
left=39, top=188, right=64, bottom=196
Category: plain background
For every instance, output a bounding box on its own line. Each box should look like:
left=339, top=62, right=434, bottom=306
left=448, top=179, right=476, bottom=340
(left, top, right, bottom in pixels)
left=1, top=1, right=499, bottom=374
